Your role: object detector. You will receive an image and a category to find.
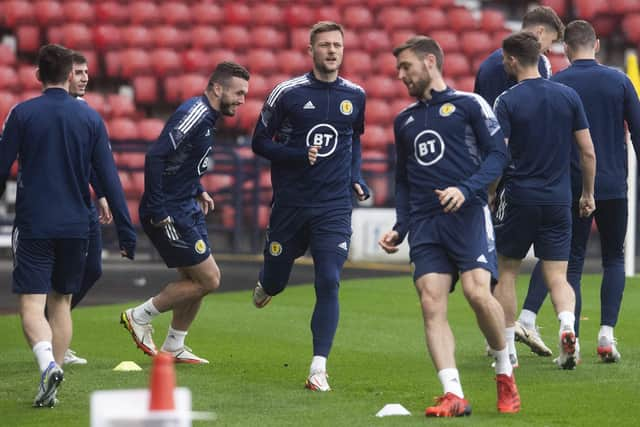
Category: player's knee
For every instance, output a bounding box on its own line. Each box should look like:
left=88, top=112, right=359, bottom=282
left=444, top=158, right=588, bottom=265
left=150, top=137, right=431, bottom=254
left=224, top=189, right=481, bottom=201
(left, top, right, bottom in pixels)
left=314, top=270, right=340, bottom=300
left=196, top=266, right=221, bottom=294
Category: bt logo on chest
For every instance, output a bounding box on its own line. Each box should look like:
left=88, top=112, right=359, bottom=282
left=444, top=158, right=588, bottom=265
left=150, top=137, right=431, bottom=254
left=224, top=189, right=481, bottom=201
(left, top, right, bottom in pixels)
left=306, top=123, right=339, bottom=157
left=414, top=130, right=445, bottom=166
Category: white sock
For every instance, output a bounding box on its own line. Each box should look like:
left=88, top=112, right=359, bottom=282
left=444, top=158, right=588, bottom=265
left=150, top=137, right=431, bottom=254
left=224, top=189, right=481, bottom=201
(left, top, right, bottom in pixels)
left=33, top=341, right=55, bottom=373
left=557, top=311, right=575, bottom=332
left=310, top=356, right=327, bottom=374
left=132, top=298, right=160, bottom=324
left=437, top=368, right=464, bottom=398
left=505, top=326, right=517, bottom=356
left=161, top=327, right=187, bottom=352
left=599, top=325, right=614, bottom=340
left=492, top=346, right=513, bottom=376
left=518, top=309, right=537, bottom=329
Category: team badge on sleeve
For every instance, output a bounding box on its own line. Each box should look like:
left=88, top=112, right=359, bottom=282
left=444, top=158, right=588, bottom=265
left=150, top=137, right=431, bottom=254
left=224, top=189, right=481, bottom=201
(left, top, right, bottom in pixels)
left=269, top=241, right=283, bottom=256
left=339, top=100, right=353, bottom=115
left=439, top=103, right=456, bottom=117
left=194, top=239, right=207, bottom=254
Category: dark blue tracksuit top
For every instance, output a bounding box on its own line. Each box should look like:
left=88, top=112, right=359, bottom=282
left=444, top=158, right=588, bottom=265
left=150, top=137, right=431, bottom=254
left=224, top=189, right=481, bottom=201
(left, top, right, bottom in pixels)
left=552, top=59, right=640, bottom=200
left=0, top=88, right=135, bottom=254
left=252, top=72, right=366, bottom=210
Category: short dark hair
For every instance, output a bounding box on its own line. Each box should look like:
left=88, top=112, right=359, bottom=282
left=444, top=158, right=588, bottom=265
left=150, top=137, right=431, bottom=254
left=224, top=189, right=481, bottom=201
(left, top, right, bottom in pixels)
left=393, top=36, right=443, bottom=72
left=37, top=44, right=73, bottom=85
left=71, top=51, right=87, bottom=65
left=522, top=6, right=565, bottom=40
left=309, top=21, right=344, bottom=45
left=207, top=61, right=250, bottom=91
left=564, top=20, right=596, bottom=50
left=503, top=32, right=541, bottom=67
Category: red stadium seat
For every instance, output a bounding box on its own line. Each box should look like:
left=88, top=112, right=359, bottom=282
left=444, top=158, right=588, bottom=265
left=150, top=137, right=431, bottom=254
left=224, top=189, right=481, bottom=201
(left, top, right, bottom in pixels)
left=133, top=76, right=158, bottom=104
left=20, top=90, right=43, bottom=102
left=163, top=75, right=180, bottom=103
left=182, top=49, right=210, bottom=73
left=3, top=0, right=34, bottom=27
left=592, top=16, right=617, bottom=37
left=344, top=29, right=362, bottom=50
left=343, top=6, right=374, bottom=30
left=431, top=0, right=456, bottom=8
left=548, top=54, right=569, bottom=73
left=361, top=126, right=389, bottom=151
left=237, top=99, right=263, bottom=133
left=391, top=99, right=412, bottom=115
left=611, top=0, right=640, bottom=14
left=333, top=0, right=363, bottom=6
left=493, top=30, right=513, bottom=50
left=17, top=65, right=39, bottom=91
left=209, top=49, right=241, bottom=70
left=61, top=24, right=93, bottom=50
left=224, top=4, right=251, bottom=25
left=454, top=76, right=475, bottom=93
left=109, top=118, right=139, bottom=140
left=541, top=0, right=568, bottom=17
left=374, top=53, right=398, bottom=78
left=622, top=14, right=640, bottom=43
left=368, top=174, right=390, bottom=206
left=365, top=99, right=392, bottom=127
left=138, top=118, right=164, bottom=142
left=391, top=30, right=419, bottom=48
left=129, top=172, right=145, bottom=197
left=95, top=1, right=128, bottom=24
left=34, top=0, right=64, bottom=26
left=365, top=76, right=396, bottom=99
left=221, top=26, right=251, bottom=50
left=413, top=8, right=448, bottom=33
left=342, top=50, right=372, bottom=76
left=443, top=53, right=470, bottom=78
left=430, top=30, right=460, bottom=53
left=121, top=26, right=153, bottom=49
left=254, top=4, right=284, bottom=26
left=119, top=49, right=151, bottom=78
left=276, top=50, right=308, bottom=76
left=359, top=30, right=391, bottom=54
left=159, top=2, right=191, bottom=26
left=16, top=26, right=40, bottom=53
left=129, top=1, right=160, bottom=25
left=377, top=7, right=415, bottom=32
left=481, top=9, right=505, bottom=32
left=94, top=25, right=122, bottom=51
left=119, top=152, right=146, bottom=169
left=202, top=174, right=234, bottom=193
left=0, top=45, right=16, bottom=66
left=104, top=50, right=121, bottom=78
left=179, top=74, right=208, bottom=101
left=246, top=74, right=270, bottom=100
left=191, top=3, right=224, bottom=25
left=367, top=0, right=396, bottom=8
left=0, top=66, right=18, bottom=90
left=0, top=91, right=17, bottom=125
left=63, top=1, right=95, bottom=24
left=150, top=49, right=182, bottom=77
left=448, top=7, right=477, bottom=32
left=246, top=50, right=279, bottom=74
left=285, top=5, right=316, bottom=27
left=83, top=93, right=107, bottom=116
left=574, top=0, right=608, bottom=20
left=152, top=26, right=185, bottom=49
left=107, top=94, right=136, bottom=118
left=251, top=27, right=287, bottom=50
left=126, top=199, right=140, bottom=225
left=460, top=31, right=493, bottom=58
left=315, top=6, right=341, bottom=22
left=291, top=28, right=310, bottom=51
left=190, top=26, right=220, bottom=50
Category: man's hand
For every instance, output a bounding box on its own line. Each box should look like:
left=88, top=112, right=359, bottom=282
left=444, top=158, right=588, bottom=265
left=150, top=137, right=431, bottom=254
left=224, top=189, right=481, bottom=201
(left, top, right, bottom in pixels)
left=579, top=193, right=595, bottom=218
left=197, top=191, right=215, bottom=215
left=308, top=146, right=318, bottom=165
left=435, top=187, right=466, bottom=213
left=97, top=197, right=113, bottom=224
left=353, top=182, right=367, bottom=201
left=378, top=230, right=401, bottom=254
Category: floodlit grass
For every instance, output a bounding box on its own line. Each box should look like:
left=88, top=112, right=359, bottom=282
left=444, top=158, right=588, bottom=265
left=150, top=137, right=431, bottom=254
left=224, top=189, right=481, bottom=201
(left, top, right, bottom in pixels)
left=1, top=274, right=638, bottom=426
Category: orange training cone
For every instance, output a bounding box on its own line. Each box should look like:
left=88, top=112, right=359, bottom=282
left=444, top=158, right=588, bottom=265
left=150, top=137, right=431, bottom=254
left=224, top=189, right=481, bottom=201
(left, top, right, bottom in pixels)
left=149, top=352, right=176, bottom=411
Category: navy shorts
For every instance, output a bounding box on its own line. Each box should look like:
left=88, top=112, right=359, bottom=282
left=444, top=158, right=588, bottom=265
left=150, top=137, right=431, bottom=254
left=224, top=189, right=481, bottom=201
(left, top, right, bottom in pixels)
left=12, top=228, right=89, bottom=295
left=409, top=204, right=497, bottom=283
left=264, top=205, right=352, bottom=262
left=494, top=200, right=571, bottom=261
left=142, top=211, right=211, bottom=268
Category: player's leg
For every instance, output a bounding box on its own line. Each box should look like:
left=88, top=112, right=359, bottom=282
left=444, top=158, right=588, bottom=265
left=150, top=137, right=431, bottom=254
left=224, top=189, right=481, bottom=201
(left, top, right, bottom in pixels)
left=516, top=261, right=552, bottom=356
left=595, top=199, right=626, bottom=362
left=566, top=202, right=592, bottom=340
left=254, top=206, right=308, bottom=307
left=535, top=205, right=577, bottom=369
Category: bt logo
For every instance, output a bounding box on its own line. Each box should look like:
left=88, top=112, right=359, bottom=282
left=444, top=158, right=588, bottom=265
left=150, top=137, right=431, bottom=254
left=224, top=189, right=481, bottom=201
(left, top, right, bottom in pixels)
left=306, top=123, right=339, bottom=157
left=414, top=130, right=445, bottom=166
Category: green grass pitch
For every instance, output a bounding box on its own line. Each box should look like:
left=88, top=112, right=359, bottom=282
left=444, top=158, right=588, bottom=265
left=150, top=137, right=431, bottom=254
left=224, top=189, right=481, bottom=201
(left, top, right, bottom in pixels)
left=1, top=274, right=638, bottom=426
